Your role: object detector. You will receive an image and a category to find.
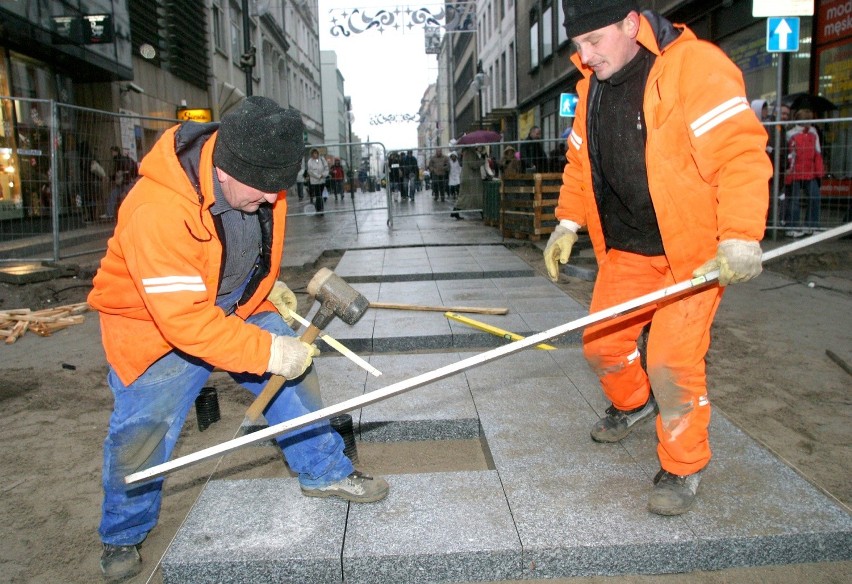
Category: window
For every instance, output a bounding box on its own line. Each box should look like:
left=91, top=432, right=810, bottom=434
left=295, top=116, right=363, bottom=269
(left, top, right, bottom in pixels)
left=230, top=4, right=241, bottom=66
left=508, top=42, right=515, bottom=102
left=500, top=50, right=507, bottom=104
left=212, top=3, right=225, bottom=52
left=542, top=5, right=553, bottom=59
left=557, top=0, right=568, bottom=46
left=488, top=64, right=494, bottom=111
left=530, top=14, right=539, bottom=69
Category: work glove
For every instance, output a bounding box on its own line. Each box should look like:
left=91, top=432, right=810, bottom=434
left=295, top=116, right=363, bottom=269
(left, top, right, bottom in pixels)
left=693, top=239, right=763, bottom=286
left=543, top=222, right=580, bottom=282
left=268, top=281, right=298, bottom=328
left=267, top=334, right=320, bottom=379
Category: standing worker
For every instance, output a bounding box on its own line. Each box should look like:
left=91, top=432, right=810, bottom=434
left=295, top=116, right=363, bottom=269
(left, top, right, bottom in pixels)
left=89, top=96, right=388, bottom=582
left=544, top=1, right=770, bottom=515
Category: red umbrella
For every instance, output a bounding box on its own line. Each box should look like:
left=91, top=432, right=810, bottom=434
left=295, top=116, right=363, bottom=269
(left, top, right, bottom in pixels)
left=455, top=130, right=501, bottom=145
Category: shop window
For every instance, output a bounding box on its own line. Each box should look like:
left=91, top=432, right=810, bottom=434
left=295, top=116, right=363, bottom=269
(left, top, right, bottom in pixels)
left=718, top=18, right=813, bottom=103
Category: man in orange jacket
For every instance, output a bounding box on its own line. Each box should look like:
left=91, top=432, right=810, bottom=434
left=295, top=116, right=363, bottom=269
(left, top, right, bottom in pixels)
left=545, top=1, right=770, bottom=515
left=89, top=97, right=388, bottom=582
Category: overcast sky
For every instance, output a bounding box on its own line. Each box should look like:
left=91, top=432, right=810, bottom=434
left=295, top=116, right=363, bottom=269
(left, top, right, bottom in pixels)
left=318, top=0, right=441, bottom=150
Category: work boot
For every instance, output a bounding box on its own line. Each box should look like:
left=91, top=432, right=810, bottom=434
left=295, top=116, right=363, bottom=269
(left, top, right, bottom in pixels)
left=648, top=468, right=703, bottom=516
left=590, top=395, right=657, bottom=443
left=100, top=543, right=142, bottom=582
left=301, top=470, right=389, bottom=503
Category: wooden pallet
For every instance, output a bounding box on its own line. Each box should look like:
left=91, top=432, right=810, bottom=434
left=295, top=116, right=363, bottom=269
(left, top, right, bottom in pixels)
left=500, top=172, right=561, bottom=240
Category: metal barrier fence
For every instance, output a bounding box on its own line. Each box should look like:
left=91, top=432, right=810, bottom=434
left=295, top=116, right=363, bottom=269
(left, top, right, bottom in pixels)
left=764, top=117, right=852, bottom=239
left=1, top=96, right=848, bottom=262
left=0, top=96, right=179, bottom=261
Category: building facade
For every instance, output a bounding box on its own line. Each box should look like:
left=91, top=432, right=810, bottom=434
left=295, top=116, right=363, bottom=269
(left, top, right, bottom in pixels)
left=320, top=50, right=347, bottom=158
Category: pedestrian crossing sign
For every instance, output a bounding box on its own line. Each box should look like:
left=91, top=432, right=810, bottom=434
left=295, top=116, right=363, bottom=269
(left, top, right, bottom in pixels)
left=560, top=93, right=579, bottom=117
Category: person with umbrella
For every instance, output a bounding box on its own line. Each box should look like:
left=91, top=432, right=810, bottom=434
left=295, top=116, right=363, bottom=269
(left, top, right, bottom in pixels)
left=452, top=146, right=487, bottom=220
left=784, top=108, right=825, bottom=236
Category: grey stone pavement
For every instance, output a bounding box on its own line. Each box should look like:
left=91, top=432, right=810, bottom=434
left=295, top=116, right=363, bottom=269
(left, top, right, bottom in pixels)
left=177, top=191, right=852, bottom=582
left=2, top=188, right=850, bottom=583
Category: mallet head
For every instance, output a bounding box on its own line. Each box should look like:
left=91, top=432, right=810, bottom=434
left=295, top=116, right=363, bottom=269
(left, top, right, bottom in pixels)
left=306, top=268, right=369, bottom=328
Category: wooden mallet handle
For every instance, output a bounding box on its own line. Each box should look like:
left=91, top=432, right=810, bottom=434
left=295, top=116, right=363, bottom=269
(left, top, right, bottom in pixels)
left=243, top=325, right=322, bottom=423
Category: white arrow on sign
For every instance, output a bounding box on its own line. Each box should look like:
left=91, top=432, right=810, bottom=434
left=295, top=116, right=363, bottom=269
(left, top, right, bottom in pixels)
left=774, top=18, right=793, bottom=50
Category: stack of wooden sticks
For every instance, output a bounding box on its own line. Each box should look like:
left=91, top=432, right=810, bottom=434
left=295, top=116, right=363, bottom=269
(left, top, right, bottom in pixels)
left=0, top=302, right=90, bottom=344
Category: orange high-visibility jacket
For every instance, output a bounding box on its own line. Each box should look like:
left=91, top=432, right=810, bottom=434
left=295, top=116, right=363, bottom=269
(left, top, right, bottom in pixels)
left=557, top=13, right=771, bottom=281
left=88, top=124, right=286, bottom=386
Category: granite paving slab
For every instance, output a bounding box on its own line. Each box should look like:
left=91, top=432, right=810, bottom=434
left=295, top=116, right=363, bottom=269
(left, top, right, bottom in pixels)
left=309, top=277, right=588, bottom=352
left=161, top=478, right=348, bottom=584
left=334, top=244, right=534, bottom=283
left=343, top=471, right=522, bottom=584
left=465, top=358, right=852, bottom=579
left=359, top=353, right=479, bottom=441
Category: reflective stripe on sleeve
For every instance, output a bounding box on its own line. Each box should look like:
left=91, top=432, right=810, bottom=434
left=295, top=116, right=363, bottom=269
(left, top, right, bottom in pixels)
left=690, top=96, right=749, bottom=138
left=142, top=275, right=206, bottom=294
left=569, top=132, right=583, bottom=150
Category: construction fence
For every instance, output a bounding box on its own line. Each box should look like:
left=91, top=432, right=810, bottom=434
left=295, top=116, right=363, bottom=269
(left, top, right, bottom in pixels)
left=0, top=97, right=849, bottom=262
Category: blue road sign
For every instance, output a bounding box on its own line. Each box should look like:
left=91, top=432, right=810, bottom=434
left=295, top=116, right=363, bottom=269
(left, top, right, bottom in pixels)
left=560, top=93, right=579, bottom=117
left=766, top=17, right=800, bottom=53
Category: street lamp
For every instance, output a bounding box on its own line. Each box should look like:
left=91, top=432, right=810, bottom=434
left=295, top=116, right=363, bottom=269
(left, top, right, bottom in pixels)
left=471, top=69, right=488, bottom=130
left=345, top=98, right=355, bottom=196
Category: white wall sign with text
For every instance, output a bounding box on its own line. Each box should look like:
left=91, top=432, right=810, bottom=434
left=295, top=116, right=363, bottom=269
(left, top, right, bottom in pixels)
left=753, top=0, right=814, bottom=17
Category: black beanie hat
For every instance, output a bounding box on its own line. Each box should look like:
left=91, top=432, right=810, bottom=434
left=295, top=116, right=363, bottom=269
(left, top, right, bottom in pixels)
left=213, top=96, right=305, bottom=192
left=562, top=0, right=640, bottom=39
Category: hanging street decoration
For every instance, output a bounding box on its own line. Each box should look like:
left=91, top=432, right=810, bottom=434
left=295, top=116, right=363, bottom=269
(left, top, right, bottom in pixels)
left=370, top=113, right=422, bottom=125
left=329, top=2, right=476, bottom=37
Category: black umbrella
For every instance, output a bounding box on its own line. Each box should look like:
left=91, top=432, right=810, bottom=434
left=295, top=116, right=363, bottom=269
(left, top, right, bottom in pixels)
left=782, top=92, right=838, bottom=113
left=455, top=130, right=501, bottom=145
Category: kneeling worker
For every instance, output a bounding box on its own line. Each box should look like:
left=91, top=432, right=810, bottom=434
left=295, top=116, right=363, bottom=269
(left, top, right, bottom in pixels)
left=89, top=96, right=388, bottom=582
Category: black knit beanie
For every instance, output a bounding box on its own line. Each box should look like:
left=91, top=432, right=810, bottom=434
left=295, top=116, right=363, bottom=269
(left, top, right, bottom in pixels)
left=213, top=96, right=305, bottom=192
left=563, top=0, right=641, bottom=39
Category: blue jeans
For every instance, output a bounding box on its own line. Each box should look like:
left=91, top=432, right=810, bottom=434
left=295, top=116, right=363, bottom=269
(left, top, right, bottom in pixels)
left=785, top=179, right=821, bottom=229
left=98, top=311, right=353, bottom=546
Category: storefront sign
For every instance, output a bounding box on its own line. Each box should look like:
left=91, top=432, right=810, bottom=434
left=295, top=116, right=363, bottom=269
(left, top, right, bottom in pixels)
left=82, top=14, right=114, bottom=44
left=753, top=0, right=813, bottom=17
left=817, top=0, right=852, bottom=44
left=52, top=16, right=81, bottom=43
left=52, top=14, right=114, bottom=44
left=820, top=178, right=851, bottom=197
left=176, top=108, right=213, bottom=123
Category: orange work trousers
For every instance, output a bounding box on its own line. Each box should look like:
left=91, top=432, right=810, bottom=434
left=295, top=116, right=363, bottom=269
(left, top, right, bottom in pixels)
left=583, top=249, right=723, bottom=476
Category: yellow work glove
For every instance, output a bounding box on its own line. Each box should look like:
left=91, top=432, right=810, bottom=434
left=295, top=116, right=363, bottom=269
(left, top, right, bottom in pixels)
left=266, top=334, right=320, bottom=379
left=693, top=239, right=763, bottom=286
left=268, top=281, right=298, bottom=328
left=543, top=224, right=579, bottom=282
